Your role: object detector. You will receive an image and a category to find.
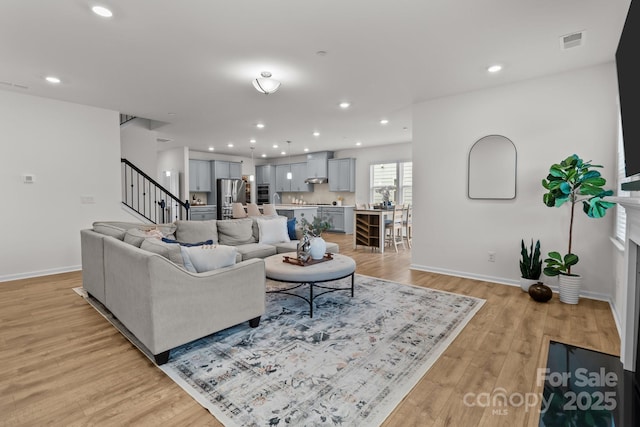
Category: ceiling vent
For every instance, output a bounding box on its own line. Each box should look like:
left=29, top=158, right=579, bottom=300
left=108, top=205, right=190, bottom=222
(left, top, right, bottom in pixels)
left=156, top=137, right=173, bottom=143
left=561, top=31, right=585, bottom=50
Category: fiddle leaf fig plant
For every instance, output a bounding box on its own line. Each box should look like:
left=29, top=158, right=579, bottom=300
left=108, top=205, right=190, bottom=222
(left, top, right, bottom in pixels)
left=541, top=154, right=615, bottom=276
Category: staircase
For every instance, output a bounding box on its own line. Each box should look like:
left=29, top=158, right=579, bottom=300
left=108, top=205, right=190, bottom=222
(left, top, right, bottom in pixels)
left=121, top=158, right=190, bottom=223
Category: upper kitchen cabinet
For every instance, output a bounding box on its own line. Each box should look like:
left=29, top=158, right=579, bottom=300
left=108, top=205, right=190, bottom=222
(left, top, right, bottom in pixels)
left=213, top=160, right=242, bottom=180
left=306, top=151, right=333, bottom=184
left=256, top=164, right=274, bottom=185
left=328, top=158, right=356, bottom=192
left=189, top=159, right=211, bottom=192
left=290, top=162, right=312, bottom=192
left=275, top=164, right=290, bottom=192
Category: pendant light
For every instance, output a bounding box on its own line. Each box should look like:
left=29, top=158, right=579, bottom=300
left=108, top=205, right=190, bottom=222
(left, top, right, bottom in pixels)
left=286, top=141, right=292, bottom=180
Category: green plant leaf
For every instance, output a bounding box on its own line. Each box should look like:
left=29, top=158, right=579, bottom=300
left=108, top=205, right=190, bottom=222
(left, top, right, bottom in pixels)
left=563, top=253, right=579, bottom=267
left=548, top=251, right=562, bottom=261
left=543, top=267, right=560, bottom=276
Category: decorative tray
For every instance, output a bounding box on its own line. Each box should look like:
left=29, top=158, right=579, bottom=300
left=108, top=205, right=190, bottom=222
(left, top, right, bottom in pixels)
left=283, top=253, right=334, bottom=266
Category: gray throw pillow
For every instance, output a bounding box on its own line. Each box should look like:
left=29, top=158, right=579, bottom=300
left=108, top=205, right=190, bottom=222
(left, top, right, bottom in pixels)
left=217, top=218, right=256, bottom=245
left=140, top=238, right=185, bottom=267
left=174, top=220, right=218, bottom=244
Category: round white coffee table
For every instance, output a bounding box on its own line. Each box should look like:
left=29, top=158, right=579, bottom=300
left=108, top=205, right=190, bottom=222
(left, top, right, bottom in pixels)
left=264, top=252, right=356, bottom=318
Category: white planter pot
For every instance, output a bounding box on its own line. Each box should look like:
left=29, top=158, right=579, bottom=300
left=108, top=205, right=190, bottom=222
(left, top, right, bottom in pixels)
left=558, top=275, right=582, bottom=304
left=519, top=278, right=539, bottom=293
left=309, top=237, right=326, bottom=260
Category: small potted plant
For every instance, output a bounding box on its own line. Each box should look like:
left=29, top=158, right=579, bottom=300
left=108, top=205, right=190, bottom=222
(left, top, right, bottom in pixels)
left=519, top=239, right=542, bottom=292
left=299, top=214, right=332, bottom=259
left=541, top=154, right=615, bottom=304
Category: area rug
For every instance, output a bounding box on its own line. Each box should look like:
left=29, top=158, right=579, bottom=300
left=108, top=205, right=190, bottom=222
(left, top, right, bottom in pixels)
left=76, top=275, right=484, bottom=426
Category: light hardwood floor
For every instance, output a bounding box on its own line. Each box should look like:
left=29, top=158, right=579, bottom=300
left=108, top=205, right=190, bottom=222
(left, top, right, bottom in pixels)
left=0, top=233, right=620, bottom=426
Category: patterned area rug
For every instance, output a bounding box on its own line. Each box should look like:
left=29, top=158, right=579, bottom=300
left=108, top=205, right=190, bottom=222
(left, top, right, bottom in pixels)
left=75, top=275, right=483, bottom=426
left=157, top=275, right=483, bottom=426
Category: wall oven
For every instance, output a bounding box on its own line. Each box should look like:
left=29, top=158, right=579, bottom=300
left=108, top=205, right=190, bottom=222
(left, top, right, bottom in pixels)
left=257, top=184, right=270, bottom=204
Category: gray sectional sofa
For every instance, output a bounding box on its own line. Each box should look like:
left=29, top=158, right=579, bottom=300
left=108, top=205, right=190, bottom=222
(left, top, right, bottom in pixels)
left=80, top=217, right=338, bottom=365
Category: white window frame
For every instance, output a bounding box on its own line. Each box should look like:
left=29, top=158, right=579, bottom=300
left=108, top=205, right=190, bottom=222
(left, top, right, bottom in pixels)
left=370, top=161, right=412, bottom=205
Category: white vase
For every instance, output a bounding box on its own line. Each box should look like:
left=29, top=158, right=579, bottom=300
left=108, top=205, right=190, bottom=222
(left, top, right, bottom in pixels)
left=558, top=275, right=582, bottom=304
left=309, top=237, right=326, bottom=260
left=519, top=278, right=539, bottom=293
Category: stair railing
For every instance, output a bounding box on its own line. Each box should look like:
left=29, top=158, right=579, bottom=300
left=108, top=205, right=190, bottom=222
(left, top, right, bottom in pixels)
left=121, top=158, right=190, bottom=223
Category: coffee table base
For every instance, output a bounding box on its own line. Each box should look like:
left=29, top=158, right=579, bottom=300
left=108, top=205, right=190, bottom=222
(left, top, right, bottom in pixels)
left=267, top=272, right=355, bottom=318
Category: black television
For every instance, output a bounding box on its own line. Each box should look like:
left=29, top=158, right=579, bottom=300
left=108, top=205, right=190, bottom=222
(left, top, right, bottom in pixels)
left=617, top=1, right=640, bottom=189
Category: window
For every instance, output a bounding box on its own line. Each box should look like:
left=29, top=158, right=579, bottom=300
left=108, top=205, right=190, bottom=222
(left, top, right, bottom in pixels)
left=616, top=112, right=629, bottom=242
left=370, top=161, right=412, bottom=205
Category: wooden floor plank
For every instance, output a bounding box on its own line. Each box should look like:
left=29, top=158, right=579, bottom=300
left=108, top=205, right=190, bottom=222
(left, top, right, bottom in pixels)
left=0, top=233, right=621, bottom=426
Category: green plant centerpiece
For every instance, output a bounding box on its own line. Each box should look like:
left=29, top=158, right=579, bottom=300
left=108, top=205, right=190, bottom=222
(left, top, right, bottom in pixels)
left=541, top=154, right=615, bottom=303
left=519, top=239, right=542, bottom=292
left=299, top=213, right=333, bottom=260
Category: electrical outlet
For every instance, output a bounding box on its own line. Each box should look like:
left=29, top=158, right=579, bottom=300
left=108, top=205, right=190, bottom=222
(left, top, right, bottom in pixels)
left=488, top=251, right=496, bottom=262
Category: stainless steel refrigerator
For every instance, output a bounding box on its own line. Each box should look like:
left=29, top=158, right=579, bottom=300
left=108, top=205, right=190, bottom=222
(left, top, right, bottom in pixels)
left=216, top=179, right=246, bottom=220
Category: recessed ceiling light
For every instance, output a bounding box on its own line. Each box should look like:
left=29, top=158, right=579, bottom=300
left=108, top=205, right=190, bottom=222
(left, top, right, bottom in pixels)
left=380, top=119, right=389, bottom=125
left=91, top=6, right=113, bottom=18
left=273, top=144, right=279, bottom=149
left=281, top=151, right=286, bottom=155
left=250, top=139, right=256, bottom=143
left=227, top=143, right=234, bottom=148
left=256, top=123, right=265, bottom=129
left=487, top=64, right=503, bottom=73
left=208, top=147, right=214, bottom=151
left=303, top=148, right=309, bottom=152
left=45, top=76, right=61, bottom=84
left=339, top=101, right=351, bottom=109
left=261, top=154, right=267, bottom=158
left=356, top=141, right=362, bottom=146
left=313, top=131, right=320, bottom=137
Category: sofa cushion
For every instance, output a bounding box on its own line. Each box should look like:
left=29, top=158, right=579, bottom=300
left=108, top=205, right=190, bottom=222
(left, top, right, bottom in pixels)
left=175, top=220, right=218, bottom=244
left=93, top=221, right=143, bottom=240
left=140, top=238, right=185, bottom=267
left=217, top=218, right=256, bottom=246
left=234, top=243, right=277, bottom=260
left=257, top=216, right=290, bottom=244
left=180, top=245, right=237, bottom=273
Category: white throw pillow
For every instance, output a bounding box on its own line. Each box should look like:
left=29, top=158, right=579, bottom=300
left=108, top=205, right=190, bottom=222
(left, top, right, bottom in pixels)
left=257, top=216, right=290, bottom=244
left=180, top=245, right=237, bottom=273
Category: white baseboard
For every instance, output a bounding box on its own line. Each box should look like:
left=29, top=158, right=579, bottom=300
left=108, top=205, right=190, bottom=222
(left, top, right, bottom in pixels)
left=0, top=265, right=81, bottom=283
left=410, top=263, right=614, bottom=303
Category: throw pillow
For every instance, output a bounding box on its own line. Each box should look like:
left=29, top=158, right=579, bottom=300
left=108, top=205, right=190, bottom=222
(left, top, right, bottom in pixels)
left=257, top=216, right=290, bottom=244
left=124, top=228, right=167, bottom=248
left=180, top=247, right=198, bottom=273
left=140, top=238, right=185, bottom=267
left=174, top=220, right=218, bottom=244
left=217, top=218, right=256, bottom=245
left=287, top=217, right=297, bottom=241
left=180, top=245, right=237, bottom=273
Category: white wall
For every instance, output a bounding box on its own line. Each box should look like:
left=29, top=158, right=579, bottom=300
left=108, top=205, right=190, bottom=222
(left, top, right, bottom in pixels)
left=158, top=147, right=189, bottom=201
left=0, top=90, right=130, bottom=281
left=412, top=63, right=619, bottom=298
left=120, top=118, right=157, bottom=178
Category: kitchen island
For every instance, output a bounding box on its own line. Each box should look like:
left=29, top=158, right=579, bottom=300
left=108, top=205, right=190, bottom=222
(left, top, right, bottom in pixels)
left=275, top=205, right=318, bottom=224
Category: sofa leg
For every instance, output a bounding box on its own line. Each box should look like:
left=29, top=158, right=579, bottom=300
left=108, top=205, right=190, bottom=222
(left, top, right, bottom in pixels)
left=154, top=350, right=170, bottom=365
left=249, top=316, right=261, bottom=328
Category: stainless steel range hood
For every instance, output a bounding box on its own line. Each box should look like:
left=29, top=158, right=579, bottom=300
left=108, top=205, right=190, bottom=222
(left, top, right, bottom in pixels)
left=305, top=176, right=328, bottom=184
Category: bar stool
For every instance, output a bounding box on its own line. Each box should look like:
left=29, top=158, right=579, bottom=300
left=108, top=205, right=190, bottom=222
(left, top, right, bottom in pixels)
left=403, top=204, right=412, bottom=248
left=262, top=203, right=277, bottom=216
left=232, top=203, right=247, bottom=218
left=384, top=205, right=405, bottom=252
left=246, top=203, right=261, bottom=217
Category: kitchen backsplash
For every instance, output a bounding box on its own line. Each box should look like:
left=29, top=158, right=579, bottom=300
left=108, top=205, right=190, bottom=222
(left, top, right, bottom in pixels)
left=284, top=184, right=356, bottom=205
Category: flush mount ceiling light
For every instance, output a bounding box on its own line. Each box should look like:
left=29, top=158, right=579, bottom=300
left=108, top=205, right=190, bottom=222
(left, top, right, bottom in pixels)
left=45, top=76, right=61, bottom=84
left=339, top=101, right=351, bottom=109
left=487, top=64, right=503, bottom=73
left=91, top=6, right=113, bottom=17
left=252, top=71, right=281, bottom=94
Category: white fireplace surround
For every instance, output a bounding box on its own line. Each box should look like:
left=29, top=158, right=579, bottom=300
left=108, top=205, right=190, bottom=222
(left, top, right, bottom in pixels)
left=610, top=196, right=640, bottom=371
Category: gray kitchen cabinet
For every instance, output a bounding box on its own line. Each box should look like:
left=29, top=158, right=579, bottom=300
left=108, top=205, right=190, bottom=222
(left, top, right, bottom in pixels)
left=190, top=205, right=216, bottom=221
left=189, top=159, right=211, bottom=192
left=256, top=165, right=274, bottom=185
left=275, top=164, right=291, bottom=192
left=229, top=162, right=242, bottom=179
left=306, top=151, right=333, bottom=182
left=290, top=162, right=312, bottom=192
left=328, top=158, right=356, bottom=192
left=213, top=160, right=242, bottom=180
